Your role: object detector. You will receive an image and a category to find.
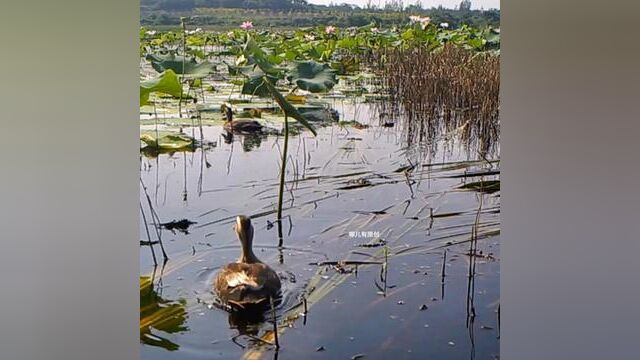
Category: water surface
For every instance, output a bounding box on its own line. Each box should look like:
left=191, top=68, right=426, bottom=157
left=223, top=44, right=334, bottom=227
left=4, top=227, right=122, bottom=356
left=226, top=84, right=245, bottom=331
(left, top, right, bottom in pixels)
left=139, top=103, right=500, bottom=360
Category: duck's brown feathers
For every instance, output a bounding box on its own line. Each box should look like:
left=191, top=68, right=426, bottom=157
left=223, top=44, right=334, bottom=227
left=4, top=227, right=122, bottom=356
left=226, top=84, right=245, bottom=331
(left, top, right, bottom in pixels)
left=223, top=119, right=263, bottom=133
left=214, top=261, right=281, bottom=309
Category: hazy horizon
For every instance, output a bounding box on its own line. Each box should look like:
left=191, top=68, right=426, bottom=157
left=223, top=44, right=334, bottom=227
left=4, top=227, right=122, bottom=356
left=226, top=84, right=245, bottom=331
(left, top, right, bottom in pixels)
left=308, top=0, right=499, bottom=10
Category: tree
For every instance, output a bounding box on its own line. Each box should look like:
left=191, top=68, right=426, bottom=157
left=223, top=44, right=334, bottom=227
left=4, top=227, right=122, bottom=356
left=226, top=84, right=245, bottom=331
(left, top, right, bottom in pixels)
left=459, top=0, right=472, bottom=11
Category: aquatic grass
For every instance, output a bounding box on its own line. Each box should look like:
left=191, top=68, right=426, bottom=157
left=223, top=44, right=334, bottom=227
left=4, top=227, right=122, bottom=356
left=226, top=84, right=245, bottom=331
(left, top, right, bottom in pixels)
left=138, top=29, right=501, bottom=351
left=140, top=178, right=168, bottom=262
left=239, top=221, right=499, bottom=359
left=375, top=44, right=500, bottom=157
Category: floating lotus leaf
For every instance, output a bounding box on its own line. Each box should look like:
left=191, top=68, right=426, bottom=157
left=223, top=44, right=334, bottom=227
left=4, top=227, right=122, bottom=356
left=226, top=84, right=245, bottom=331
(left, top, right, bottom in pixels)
left=140, top=132, right=194, bottom=150
left=287, top=61, right=338, bottom=93
left=140, top=70, right=182, bottom=106
left=146, top=53, right=215, bottom=78
left=241, top=69, right=278, bottom=97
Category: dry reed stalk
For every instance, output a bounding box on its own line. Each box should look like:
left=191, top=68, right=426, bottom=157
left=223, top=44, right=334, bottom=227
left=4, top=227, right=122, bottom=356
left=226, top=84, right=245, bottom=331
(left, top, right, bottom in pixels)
left=374, top=44, right=500, bottom=158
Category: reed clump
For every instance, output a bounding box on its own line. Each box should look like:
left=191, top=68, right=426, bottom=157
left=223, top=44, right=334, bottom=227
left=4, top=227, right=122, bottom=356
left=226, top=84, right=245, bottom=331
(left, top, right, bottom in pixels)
left=375, top=44, right=500, bottom=156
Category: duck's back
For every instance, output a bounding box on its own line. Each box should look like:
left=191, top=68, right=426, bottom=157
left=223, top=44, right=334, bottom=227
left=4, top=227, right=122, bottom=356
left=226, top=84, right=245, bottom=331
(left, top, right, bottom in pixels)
left=224, top=119, right=263, bottom=133
left=214, top=262, right=281, bottom=308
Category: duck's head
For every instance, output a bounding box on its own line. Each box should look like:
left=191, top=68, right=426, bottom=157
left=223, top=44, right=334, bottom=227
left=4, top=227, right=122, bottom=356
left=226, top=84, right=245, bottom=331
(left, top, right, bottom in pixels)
left=221, top=103, right=233, bottom=122
left=234, top=215, right=258, bottom=263
left=234, top=215, right=253, bottom=244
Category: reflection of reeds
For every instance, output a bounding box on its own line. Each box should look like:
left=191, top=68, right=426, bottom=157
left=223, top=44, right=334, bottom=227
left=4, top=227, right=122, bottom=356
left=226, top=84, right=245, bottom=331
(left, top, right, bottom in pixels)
left=375, top=44, right=499, bottom=157
left=140, top=178, right=169, bottom=262
left=140, top=201, right=157, bottom=265
left=269, top=296, right=280, bottom=350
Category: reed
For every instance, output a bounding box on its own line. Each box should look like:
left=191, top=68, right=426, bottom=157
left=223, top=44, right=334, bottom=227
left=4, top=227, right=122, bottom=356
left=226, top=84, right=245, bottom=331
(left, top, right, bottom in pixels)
left=374, top=44, right=500, bottom=157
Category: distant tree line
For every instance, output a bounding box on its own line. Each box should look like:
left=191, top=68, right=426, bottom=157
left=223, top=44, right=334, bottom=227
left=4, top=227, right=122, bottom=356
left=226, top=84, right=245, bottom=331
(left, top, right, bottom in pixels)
left=140, top=0, right=499, bottom=29
left=141, top=0, right=309, bottom=11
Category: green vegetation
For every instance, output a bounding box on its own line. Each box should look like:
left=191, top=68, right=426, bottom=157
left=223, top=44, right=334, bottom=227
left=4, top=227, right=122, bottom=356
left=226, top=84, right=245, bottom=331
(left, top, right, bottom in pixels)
left=140, top=16, right=499, bottom=250
left=141, top=0, right=499, bottom=29
left=139, top=7, right=500, bottom=356
left=140, top=276, right=188, bottom=351
left=140, top=21, right=500, bottom=66
left=140, top=69, right=182, bottom=106
left=376, top=43, right=500, bottom=155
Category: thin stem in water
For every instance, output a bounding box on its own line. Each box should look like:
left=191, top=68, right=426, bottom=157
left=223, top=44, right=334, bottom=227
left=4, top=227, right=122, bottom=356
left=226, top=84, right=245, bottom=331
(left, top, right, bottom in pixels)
left=276, top=114, right=289, bottom=222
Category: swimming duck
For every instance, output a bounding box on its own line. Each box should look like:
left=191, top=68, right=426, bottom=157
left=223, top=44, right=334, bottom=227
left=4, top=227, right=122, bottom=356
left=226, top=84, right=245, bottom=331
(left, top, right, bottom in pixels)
left=214, top=216, right=281, bottom=309
left=221, top=104, right=263, bottom=134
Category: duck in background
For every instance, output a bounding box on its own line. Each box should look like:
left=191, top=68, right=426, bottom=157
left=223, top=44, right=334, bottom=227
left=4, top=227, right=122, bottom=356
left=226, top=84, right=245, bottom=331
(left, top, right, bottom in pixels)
left=222, top=104, right=263, bottom=134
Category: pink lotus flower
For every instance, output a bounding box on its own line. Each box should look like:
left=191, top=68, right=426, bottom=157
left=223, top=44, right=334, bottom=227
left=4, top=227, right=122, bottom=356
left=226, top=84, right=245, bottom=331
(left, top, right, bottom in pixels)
left=371, top=27, right=379, bottom=33
left=240, top=21, right=254, bottom=30
left=419, top=17, right=431, bottom=29
left=409, top=15, right=431, bottom=29
left=325, top=26, right=336, bottom=34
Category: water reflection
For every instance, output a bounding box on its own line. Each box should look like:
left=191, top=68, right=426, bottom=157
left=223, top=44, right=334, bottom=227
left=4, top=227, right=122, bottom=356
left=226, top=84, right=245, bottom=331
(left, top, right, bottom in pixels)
left=141, top=146, right=195, bottom=159
left=140, top=275, right=188, bottom=351
left=241, top=133, right=267, bottom=152
left=139, top=103, right=500, bottom=359
left=228, top=309, right=266, bottom=336
left=220, top=130, right=268, bottom=153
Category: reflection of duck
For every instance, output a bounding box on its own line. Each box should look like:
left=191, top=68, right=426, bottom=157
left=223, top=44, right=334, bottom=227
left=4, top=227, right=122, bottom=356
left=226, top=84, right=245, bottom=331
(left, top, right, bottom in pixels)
left=228, top=307, right=265, bottom=335
left=222, top=130, right=234, bottom=144
left=241, top=133, right=264, bottom=152
left=222, top=104, right=263, bottom=134
left=214, top=216, right=281, bottom=309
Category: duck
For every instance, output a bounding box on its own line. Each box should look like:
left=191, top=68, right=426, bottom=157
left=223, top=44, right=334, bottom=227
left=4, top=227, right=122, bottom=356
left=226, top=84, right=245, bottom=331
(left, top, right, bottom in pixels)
left=214, top=215, right=282, bottom=310
left=221, top=104, right=263, bottom=134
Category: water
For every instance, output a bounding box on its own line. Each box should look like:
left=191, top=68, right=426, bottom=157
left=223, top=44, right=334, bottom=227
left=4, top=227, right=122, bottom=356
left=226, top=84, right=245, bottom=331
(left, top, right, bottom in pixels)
left=139, top=103, right=500, bottom=360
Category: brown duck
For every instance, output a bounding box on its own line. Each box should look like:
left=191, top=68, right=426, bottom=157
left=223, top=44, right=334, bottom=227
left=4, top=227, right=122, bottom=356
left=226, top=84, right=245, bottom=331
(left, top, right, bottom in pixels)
left=214, top=216, right=281, bottom=309
left=221, top=104, right=263, bottom=134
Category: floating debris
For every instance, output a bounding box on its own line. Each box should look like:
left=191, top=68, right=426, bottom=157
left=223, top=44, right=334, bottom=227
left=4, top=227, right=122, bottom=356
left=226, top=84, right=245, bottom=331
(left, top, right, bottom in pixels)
left=355, top=238, right=387, bottom=248
left=160, top=219, right=197, bottom=234
left=393, top=164, right=416, bottom=173
left=457, top=180, right=500, bottom=194
left=337, top=178, right=372, bottom=190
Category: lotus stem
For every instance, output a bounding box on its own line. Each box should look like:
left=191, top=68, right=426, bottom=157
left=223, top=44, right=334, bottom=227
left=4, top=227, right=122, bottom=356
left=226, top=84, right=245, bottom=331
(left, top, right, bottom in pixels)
left=276, top=114, right=289, bottom=223
left=179, top=17, right=186, bottom=118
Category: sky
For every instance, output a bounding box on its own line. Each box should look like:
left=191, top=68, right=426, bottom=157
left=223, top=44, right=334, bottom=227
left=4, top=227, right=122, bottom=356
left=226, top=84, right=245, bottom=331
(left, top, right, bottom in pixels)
left=307, top=0, right=500, bottom=10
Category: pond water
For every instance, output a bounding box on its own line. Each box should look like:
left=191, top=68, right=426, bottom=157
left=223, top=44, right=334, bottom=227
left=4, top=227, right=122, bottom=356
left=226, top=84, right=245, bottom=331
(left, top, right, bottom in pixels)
left=139, top=102, right=500, bottom=360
